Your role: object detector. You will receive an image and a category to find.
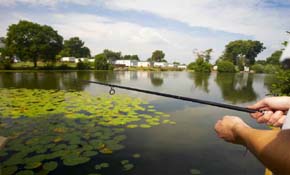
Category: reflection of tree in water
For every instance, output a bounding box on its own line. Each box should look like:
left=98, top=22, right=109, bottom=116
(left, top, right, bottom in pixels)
left=216, top=73, right=257, bottom=104
left=93, top=71, right=118, bottom=83
left=263, top=74, right=277, bottom=94
left=188, top=72, right=210, bottom=93
left=149, top=72, right=164, bottom=87
left=0, top=72, right=90, bottom=91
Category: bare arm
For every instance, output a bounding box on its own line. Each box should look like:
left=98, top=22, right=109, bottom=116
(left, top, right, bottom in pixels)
left=215, top=116, right=290, bottom=175
left=234, top=125, right=290, bottom=175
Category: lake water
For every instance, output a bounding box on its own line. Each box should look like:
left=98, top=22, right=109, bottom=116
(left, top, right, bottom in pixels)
left=0, top=71, right=274, bottom=175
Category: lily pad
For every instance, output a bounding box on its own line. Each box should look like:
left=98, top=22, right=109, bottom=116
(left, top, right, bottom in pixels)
left=132, top=153, right=141, bottom=158
left=190, top=169, right=201, bottom=174
left=16, top=170, right=34, bottom=175
left=43, top=161, right=58, bottom=171
left=95, top=162, right=109, bottom=170
left=123, top=163, right=134, bottom=171
left=63, top=156, right=90, bottom=166
left=25, top=162, right=42, bottom=169
left=2, top=166, right=18, bottom=175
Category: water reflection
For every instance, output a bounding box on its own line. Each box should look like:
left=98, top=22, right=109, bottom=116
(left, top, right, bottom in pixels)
left=188, top=72, right=210, bottom=93
left=149, top=72, right=164, bottom=87
left=215, top=73, right=257, bottom=104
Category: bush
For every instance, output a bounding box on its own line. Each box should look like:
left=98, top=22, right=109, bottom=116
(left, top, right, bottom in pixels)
left=271, top=70, right=290, bottom=95
left=217, top=60, right=236, bottom=72
left=263, top=64, right=281, bottom=74
left=77, top=59, right=91, bottom=70
left=0, top=58, right=12, bottom=70
left=94, top=54, right=110, bottom=70
left=187, top=58, right=212, bottom=72
left=251, top=64, right=264, bottom=73
left=57, top=63, right=71, bottom=70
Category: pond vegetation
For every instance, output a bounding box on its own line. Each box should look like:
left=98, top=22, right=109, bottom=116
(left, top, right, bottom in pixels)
left=0, top=88, right=177, bottom=175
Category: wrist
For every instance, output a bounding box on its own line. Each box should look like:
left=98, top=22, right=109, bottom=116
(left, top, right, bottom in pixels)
left=232, top=123, right=250, bottom=145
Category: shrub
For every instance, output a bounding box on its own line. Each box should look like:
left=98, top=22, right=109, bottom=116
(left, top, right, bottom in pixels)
left=187, top=58, right=212, bottom=72
left=77, top=59, right=91, bottom=70
left=271, top=70, right=290, bottom=95
left=217, top=60, right=236, bottom=72
left=263, top=64, right=281, bottom=74
left=0, top=58, right=12, bottom=70
left=251, top=64, right=264, bottom=73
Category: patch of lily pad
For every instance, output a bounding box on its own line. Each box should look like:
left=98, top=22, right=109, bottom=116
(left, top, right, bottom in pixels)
left=0, top=88, right=175, bottom=174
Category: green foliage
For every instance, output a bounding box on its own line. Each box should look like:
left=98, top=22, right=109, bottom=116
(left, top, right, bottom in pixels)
left=76, top=59, right=91, bottom=70
left=122, top=54, right=139, bottom=60
left=5, top=20, right=63, bottom=67
left=187, top=57, right=211, bottom=72
left=149, top=50, right=166, bottom=62
left=103, top=49, right=121, bottom=62
left=0, top=58, right=12, bottom=70
left=221, top=40, right=265, bottom=65
left=61, top=37, right=91, bottom=58
left=270, top=70, right=290, bottom=95
left=266, top=50, right=282, bottom=65
left=217, top=60, right=236, bottom=72
left=94, top=54, right=111, bottom=70
left=264, top=64, right=281, bottom=74
left=251, top=64, right=264, bottom=73
left=255, top=60, right=267, bottom=65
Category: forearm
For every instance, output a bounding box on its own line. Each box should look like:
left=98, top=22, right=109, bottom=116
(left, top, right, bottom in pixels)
left=234, top=126, right=290, bottom=174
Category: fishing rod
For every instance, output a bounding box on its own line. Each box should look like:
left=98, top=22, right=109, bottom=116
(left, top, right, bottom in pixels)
left=82, top=80, right=260, bottom=114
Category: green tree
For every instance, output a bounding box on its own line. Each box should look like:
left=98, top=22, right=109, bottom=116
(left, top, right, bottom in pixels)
left=266, top=50, right=282, bottom=65
left=61, top=37, right=91, bottom=58
left=221, top=40, right=265, bottom=66
left=5, top=20, right=63, bottom=67
left=150, top=50, right=166, bottom=62
left=94, top=53, right=110, bottom=70
left=122, top=54, right=139, bottom=60
left=217, top=60, right=236, bottom=73
left=103, top=49, right=121, bottom=62
left=187, top=49, right=212, bottom=72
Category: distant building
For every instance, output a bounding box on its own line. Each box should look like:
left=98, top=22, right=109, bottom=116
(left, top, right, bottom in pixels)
left=137, top=61, right=151, bottom=67
left=167, top=63, right=175, bottom=68
left=213, top=65, right=218, bottom=71
left=114, top=60, right=138, bottom=67
left=153, top=62, right=168, bottom=67
left=244, top=66, right=250, bottom=72
left=177, top=65, right=187, bottom=69
left=61, top=57, right=76, bottom=62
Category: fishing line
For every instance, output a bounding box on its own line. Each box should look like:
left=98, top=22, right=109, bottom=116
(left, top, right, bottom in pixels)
left=82, top=80, right=261, bottom=114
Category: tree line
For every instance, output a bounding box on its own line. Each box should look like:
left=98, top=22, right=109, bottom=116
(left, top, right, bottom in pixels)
left=0, top=20, right=170, bottom=69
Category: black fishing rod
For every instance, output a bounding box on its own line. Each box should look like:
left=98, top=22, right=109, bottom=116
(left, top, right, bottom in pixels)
left=82, top=80, right=260, bottom=114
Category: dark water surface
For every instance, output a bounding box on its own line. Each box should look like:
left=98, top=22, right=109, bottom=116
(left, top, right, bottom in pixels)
left=0, top=71, right=274, bottom=175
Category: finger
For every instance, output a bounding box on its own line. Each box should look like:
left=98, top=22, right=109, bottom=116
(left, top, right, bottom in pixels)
left=247, top=99, right=267, bottom=109
left=273, top=115, right=286, bottom=127
left=267, top=111, right=284, bottom=126
left=257, top=111, right=273, bottom=124
left=214, top=120, right=221, bottom=132
left=250, top=112, right=263, bottom=119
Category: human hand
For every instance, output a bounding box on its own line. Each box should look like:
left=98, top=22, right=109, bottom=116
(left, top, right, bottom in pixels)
left=214, top=116, right=250, bottom=145
left=248, top=97, right=290, bottom=127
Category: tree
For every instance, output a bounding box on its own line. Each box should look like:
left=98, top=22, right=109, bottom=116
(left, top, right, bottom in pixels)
left=61, top=37, right=91, bottom=58
left=266, top=50, right=282, bottom=65
left=103, top=49, right=121, bottom=62
left=187, top=49, right=212, bottom=72
left=150, top=50, right=166, bottom=62
left=5, top=20, right=63, bottom=67
left=220, top=40, right=265, bottom=66
left=122, top=54, right=139, bottom=60
left=94, top=53, right=110, bottom=70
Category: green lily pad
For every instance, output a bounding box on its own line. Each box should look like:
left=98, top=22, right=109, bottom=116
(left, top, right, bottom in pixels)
left=123, top=163, right=134, bottom=171
left=2, top=166, right=18, bottom=175
left=43, top=161, right=58, bottom=171
left=95, top=162, right=109, bottom=170
left=121, top=160, right=129, bottom=165
left=16, top=170, right=34, bottom=175
left=63, top=156, right=90, bottom=166
left=190, top=169, right=201, bottom=174
left=132, top=153, right=141, bottom=158
left=25, top=162, right=42, bottom=169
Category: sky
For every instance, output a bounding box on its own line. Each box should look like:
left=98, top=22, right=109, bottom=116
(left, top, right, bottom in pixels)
left=0, top=0, right=289, bottom=64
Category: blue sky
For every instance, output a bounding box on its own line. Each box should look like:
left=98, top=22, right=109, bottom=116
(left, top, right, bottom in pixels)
left=0, top=0, right=289, bottom=63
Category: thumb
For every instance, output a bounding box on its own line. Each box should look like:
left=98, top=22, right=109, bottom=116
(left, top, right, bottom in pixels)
left=248, top=99, right=266, bottom=110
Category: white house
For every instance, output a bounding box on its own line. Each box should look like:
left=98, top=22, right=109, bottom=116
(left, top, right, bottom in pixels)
left=114, top=60, right=138, bottom=67
left=177, top=65, right=187, bottom=69
left=213, top=65, right=218, bottom=71
left=61, top=57, right=76, bottom=62
left=153, top=62, right=168, bottom=67
left=167, top=63, right=175, bottom=68
left=137, top=61, right=151, bottom=67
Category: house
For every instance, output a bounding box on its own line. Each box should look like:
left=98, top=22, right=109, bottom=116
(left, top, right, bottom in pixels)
left=137, top=61, right=151, bottom=67
left=153, top=62, right=168, bottom=67
left=114, top=60, right=138, bottom=67
left=61, top=57, right=76, bottom=62
left=177, top=65, right=187, bottom=69
left=167, top=63, right=175, bottom=68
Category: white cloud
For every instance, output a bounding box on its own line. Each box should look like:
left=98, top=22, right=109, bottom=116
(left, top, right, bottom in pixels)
left=102, top=0, right=290, bottom=58
left=0, top=12, right=230, bottom=63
